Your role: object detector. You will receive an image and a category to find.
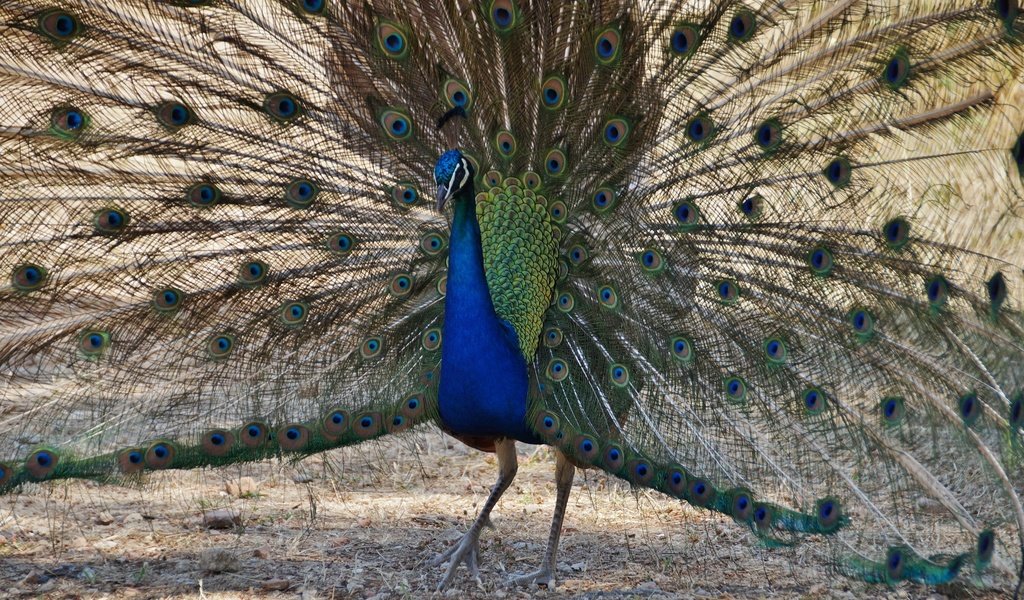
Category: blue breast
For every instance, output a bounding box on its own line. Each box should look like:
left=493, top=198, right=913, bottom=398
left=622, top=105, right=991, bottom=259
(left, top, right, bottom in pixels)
left=437, top=193, right=540, bottom=444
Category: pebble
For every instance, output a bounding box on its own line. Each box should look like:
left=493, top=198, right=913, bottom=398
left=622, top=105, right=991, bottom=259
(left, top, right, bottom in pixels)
left=203, top=509, right=241, bottom=530
left=199, top=548, right=240, bottom=573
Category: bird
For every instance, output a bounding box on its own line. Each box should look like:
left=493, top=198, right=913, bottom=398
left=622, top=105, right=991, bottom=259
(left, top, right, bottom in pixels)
left=0, top=0, right=1023, bottom=594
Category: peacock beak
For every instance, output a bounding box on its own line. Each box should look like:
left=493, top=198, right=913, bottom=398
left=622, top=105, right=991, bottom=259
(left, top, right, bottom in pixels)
left=435, top=184, right=450, bottom=212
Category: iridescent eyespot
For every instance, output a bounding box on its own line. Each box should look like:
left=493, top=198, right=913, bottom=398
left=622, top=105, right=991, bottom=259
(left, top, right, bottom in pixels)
left=93, top=208, right=127, bottom=234
left=280, top=301, right=308, bottom=327
left=79, top=330, right=111, bottom=356
left=240, top=422, right=269, bottom=448
left=202, top=429, right=235, bottom=456
left=541, top=75, right=567, bottom=110
left=802, top=387, right=827, bottom=416
left=1009, top=392, right=1023, bottom=431
left=816, top=498, right=842, bottom=532
left=739, top=194, right=763, bottom=219
left=592, top=186, right=616, bottom=212
left=117, top=449, right=145, bottom=474
left=670, top=336, right=694, bottom=363
left=977, top=530, right=996, bottom=566
left=593, top=26, right=621, bottom=65
left=286, top=179, right=319, bottom=209
left=670, top=25, right=698, bottom=56
left=988, top=272, right=1007, bottom=311
left=886, top=548, right=905, bottom=581
left=361, top=337, right=383, bottom=358
left=763, top=338, right=787, bottom=364
left=925, top=275, right=949, bottom=308
left=543, top=327, right=563, bottom=348
left=753, top=504, right=773, bottom=531
left=26, top=449, right=59, bottom=479
left=597, top=285, right=619, bottom=309
left=546, top=358, right=569, bottom=382
left=728, top=10, right=756, bottom=41
left=327, top=232, right=355, bottom=255
left=187, top=183, right=221, bottom=207
left=638, top=246, right=663, bottom=272
left=156, top=101, right=194, bottom=129
left=238, top=260, right=269, bottom=286
left=489, top=0, right=518, bottom=31
left=666, top=467, right=687, bottom=497
left=495, top=130, right=517, bottom=157
left=715, top=279, right=740, bottom=304
left=443, top=79, right=472, bottom=110
left=849, top=308, right=875, bottom=338
left=627, top=460, right=654, bottom=486
left=880, top=396, right=906, bottom=425
left=388, top=273, right=413, bottom=297
left=574, top=435, right=600, bottom=463
left=264, top=92, right=302, bottom=122
left=688, top=476, right=715, bottom=506
left=419, top=231, right=447, bottom=256
left=522, top=171, right=542, bottom=190
left=207, top=334, right=235, bottom=358
left=729, top=489, right=754, bottom=521
left=354, top=412, right=382, bottom=438
left=534, top=411, right=559, bottom=438
left=549, top=200, right=567, bottom=223
left=754, top=119, right=782, bottom=151
left=298, top=0, right=326, bottom=15
left=544, top=149, right=566, bottom=176
left=609, top=363, right=629, bottom=387
left=153, top=287, right=183, bottom=313
left=724, top=376, right=747, bottom=404
left=321, top=409, right=350, bottom=439
left=567, top=245, right=589, bottom=266
left=12, top=264, right=47, bottom=291
left=883, top=52, right=910, bottom=88
left=51, top=107, right=87, bottom=137
left=808, top=246, right=834, bottom=276
left=673, top=199, right=700, bottom=230
left=603, top=444, right=624, bottom=472
left=38, top=9, right=81, bottom=43
left=958, top=392, right=981, bottom=426
left=376, top=22, right=409, bottom=59
left=686, top=115, right=714, bottom=142
left=556, top=291, right=575, bottom=312
left=436, top=275, right=447, bottom=296
left=145, top=442, right=176, bottom=469
left=824, top=157, right=852, bottom=187
left=421, top=327, right=442, bottom=351
left=602, top=117, right=630, bottom=147
left=882, top=217, right=910, bottom=249
left=380, top=109, right=412, bottom=140
left=278, top=424, right=310, bottom=451
left=391, top=182, right=419, bottom=208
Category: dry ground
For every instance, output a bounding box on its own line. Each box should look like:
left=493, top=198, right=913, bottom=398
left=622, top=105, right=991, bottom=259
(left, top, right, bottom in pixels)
left=0, top=430, right=1010, bottom=599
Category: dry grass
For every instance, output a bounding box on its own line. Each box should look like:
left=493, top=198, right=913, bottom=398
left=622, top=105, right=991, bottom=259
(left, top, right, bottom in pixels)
left=0, top=430, right=1009, bottom=599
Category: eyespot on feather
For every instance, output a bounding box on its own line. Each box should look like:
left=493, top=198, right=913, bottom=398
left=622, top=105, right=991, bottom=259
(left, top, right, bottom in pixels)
left=285, top=179, right=319, bottom=209
left=380, top=109, right=413, bottom=140
left=38, top=9, right=82, bottom=43
left=354, top=413, right=382, bottom=438
left=117, top=449, right=146, bottom=474
left=593, top=26, right=621, bottom=65
left=264, top=92, right=302, bottom=122
left=26, top=449, right=59, bottom=480
left=202, top=430, right=235, bottom=457
left=322, top=409, right=350, bottom=439
left=144, top=442, right=176, bottom=469
left=187, top=183, right=221, bottom=207
left=541, top=75, right=567, bottom=110
left=12, top=264, right=47, bottom=292
left=277, top=425, right=310, bottom=451
left=376, top=22, right=410, bottom=59
left=240, top=422, right=270, bottom=448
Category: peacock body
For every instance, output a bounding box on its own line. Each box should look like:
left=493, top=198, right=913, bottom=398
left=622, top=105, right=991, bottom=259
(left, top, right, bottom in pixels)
left=1, top=0, right=1024, bottom=593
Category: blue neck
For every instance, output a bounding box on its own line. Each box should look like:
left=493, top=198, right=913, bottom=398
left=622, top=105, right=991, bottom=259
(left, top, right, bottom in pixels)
left=437, top=186, right=539, bottom=444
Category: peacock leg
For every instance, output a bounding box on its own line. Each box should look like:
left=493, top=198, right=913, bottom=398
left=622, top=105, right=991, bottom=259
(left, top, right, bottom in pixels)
left=432, top=437, right=518, bottom=590
left=511, top=448, right=575, bottom=589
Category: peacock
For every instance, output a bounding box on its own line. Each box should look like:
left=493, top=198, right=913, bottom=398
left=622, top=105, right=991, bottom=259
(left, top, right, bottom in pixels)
left=1, top=0, right=1023, bottom=593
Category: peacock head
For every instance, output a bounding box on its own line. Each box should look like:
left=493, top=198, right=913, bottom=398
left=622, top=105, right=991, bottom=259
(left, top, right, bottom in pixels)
left=434, top=149, right=474, bottom=211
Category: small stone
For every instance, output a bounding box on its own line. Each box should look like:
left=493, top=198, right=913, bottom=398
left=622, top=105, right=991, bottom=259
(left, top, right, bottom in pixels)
left=123, top=512, right=144, bottom=525
left=94, top=539, right=118, bottom=551
left=357, top=517, right=372, bottom=528
left=21, top=570, right=50, bottom=585
left=199, top=548, right=240, bottom=573
left=225, top=477, right=259, bottom=497
left=253, top=546, right=270, bottom=559
left=95, top=512, right=115, bottom=525
left=262, top=579, right=291, bottom=591
left=203, top=509, right=241, bottom=530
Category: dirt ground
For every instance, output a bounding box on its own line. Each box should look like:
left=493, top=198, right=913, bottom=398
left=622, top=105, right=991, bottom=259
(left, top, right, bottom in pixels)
left=0, top=430, right=1011, bottom=599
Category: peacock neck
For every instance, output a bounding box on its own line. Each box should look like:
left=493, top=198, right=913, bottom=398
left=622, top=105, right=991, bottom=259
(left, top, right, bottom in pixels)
left=438, top=184, right=539, bottom=445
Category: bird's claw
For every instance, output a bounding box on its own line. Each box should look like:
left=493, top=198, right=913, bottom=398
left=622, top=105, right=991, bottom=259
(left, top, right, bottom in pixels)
left=510, top=567, right=557, bottom=589
left=432, top=529, right=482, bottom=591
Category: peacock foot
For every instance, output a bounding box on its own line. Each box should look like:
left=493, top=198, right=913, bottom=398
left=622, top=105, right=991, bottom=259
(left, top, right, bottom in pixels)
left=509, top=566, right=557, bottom=589
left=430, top=528, right=482, bottom=590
